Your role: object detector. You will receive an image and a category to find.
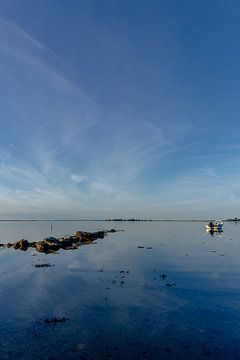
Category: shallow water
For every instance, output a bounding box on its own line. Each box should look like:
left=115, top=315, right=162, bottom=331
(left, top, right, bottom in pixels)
left=0, top=221, right=240, bottom=360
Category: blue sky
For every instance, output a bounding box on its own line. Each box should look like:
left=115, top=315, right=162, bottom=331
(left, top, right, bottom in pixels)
left=0, top=0, right=240, bottom=219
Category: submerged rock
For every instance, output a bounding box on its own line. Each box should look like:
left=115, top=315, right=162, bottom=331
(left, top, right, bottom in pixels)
left=160, top=274, right=167, bottom=280
left=44, top=317, right=69, bottom=325
left=33, top=263, right=55, bottom=268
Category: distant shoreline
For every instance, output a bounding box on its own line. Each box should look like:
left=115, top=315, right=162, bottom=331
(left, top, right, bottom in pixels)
left=0, top=219, right=230, bottom=222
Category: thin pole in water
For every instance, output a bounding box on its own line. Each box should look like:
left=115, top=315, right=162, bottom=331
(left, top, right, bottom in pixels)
left=50, top=222, right=53, bottom=233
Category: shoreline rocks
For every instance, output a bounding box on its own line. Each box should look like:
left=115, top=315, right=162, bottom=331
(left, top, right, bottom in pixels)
left=0, top=229, right=117, bottom=254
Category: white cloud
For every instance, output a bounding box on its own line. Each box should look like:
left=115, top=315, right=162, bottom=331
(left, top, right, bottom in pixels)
left=70, top=174, right=88, bottom=184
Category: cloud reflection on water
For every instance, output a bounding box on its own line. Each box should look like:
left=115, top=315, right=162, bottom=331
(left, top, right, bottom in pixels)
left=1, top=221, right=240, bottom=359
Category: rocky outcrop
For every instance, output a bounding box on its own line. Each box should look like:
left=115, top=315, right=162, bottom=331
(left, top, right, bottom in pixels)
left=12, top=239, right=30, bottom=251
left=0, top=229, right=117, bottom=254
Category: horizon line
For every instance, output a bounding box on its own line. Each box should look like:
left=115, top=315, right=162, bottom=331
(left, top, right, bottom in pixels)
left=0, top=218, right=230, bottom=222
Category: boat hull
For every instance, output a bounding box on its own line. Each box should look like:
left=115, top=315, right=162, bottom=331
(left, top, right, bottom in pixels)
left=205, top=224, right=223, bottom=231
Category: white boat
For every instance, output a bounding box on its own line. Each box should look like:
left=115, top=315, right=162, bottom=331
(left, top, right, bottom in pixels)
left=205, top=220, right=223, bottom=231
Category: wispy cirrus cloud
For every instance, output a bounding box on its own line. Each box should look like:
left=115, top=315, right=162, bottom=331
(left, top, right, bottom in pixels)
left=0, top=16, right=178, bottom=218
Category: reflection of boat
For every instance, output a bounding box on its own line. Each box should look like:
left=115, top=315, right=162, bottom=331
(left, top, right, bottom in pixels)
left=206, top=229, right=224, bottom=237
left=205, top=220, right=223, bottom=231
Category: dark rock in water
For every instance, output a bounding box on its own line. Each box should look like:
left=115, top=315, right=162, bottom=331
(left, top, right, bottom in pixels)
left=160, top=274, right=167, bottom=280
left=165, top=282, right=176, bottom=287
left=44, top=317, right=69, bottom=325
left=5, top=229, right=117, bottom=254
left=74, top=230, right=105, bottom=241
left=42, top=237, right=59, bottom=245
left=95, top=230, right=105, bottom=239
left=35, top=241, right=60, bottom=253
left=108, top=228, right=117, bottom=233
left=12, top=239, right=30, bottom=251
left=33, top=263, right=55, bottom=268
left=74, top=231, right=90, bottom=239
left=58, top=237, right=74, bottom=248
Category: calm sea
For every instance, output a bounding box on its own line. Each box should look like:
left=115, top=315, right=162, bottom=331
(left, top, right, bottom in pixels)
left=0, top=220, right=240, bottom=360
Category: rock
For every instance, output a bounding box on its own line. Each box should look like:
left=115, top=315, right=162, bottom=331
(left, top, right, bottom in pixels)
left=35, top=242, right=46, bottom=253
left=165, top=282, right=176, bottom=287
left=44, top=317, right=69, bottom=325
left=59, top=238, right=75, bottom=249
left=32, top=237, right=62, bottom=253
left=74, top=231, right=105, bottom=241
left=95, top=231, right=105, bottom=239
left=33, top=263, right=55, bottom=268
left=35, top=241, right=60, bottom=254
left=6, top=229, right=114, bottom=254
left=13, top=239, right=30, bottom=251
left=74, top=231, right=86, bottom=239
left=74, top=231, right=94, bottom=240
left=42, top=237, right=59, bottom=245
